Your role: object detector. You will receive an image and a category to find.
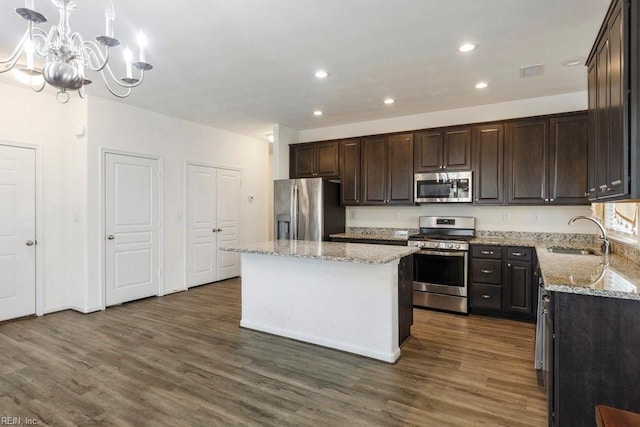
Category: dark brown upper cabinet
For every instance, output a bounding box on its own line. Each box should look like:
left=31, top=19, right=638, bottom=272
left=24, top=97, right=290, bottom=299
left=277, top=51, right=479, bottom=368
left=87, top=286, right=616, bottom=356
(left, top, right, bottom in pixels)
left=361, top=133, right=414, bottom=205
left=506, top=118, right=549, bottom=205
left=290, top=141, right=339, bottom=179
left=549, top=113, right=589, bottom=205
left=505, top=115, right=589, bottom=206
left=414, top=126, right=471, bottom=172
left=339, top=138, right=361, bottom=206
left=586, top=0, right=640, bottom=200
left=473, top=124, right=504, bottom=205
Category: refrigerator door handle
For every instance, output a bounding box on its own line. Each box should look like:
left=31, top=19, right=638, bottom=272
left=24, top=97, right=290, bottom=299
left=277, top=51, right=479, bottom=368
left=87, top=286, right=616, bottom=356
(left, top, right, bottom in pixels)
left=292, top=184, right=299, bottom=240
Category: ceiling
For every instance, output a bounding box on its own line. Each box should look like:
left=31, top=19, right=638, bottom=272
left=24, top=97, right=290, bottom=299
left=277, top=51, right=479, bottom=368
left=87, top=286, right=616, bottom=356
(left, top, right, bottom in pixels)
left=0, top=0, right=611, bottom=141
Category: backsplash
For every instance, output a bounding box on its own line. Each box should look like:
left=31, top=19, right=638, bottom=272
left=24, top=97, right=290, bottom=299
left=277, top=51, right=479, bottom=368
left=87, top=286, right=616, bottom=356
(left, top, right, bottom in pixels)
left=474, top=230, right=597, bottom=245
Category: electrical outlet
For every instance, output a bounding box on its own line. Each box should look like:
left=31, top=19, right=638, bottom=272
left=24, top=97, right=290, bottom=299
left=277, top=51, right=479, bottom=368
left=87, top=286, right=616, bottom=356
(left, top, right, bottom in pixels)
left=503, top=213, right=510, bottom=223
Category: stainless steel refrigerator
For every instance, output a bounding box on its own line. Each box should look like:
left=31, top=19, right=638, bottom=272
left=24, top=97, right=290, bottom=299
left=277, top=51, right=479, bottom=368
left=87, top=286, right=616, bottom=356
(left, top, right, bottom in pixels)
left=274, top=178, right=345, bottom=241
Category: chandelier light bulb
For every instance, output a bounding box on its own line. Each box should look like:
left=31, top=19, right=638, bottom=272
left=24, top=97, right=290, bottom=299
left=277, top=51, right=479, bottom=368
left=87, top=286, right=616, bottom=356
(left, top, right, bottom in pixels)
left=105, top=0, right=115, bottom=38
left=24, top=38, right=34, bottom=70
left=137, top=31, right=147, bottom=62
left=123, top=47, right=133, bottom=78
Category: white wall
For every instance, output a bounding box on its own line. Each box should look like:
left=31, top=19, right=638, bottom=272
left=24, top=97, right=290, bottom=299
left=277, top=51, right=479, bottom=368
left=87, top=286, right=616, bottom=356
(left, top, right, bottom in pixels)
left=296, top=91, right=594, bottom=234
left=0, top=82, right=88, bottom=314
left=84, top=96, right=270, bottom=311
left=0, top=81, right=270, bottom=316
left=273, top=123, right=298, bottom=179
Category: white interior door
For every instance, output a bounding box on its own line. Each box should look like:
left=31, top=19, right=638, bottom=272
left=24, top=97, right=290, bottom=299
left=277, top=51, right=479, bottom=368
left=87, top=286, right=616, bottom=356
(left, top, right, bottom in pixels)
left=216, top=168, right=240, bottom=280
left=0, top=145, right=36, bottom=321
left=186, top=164, right=217, bottom=287
left=105, top=153, right=160, bottom=306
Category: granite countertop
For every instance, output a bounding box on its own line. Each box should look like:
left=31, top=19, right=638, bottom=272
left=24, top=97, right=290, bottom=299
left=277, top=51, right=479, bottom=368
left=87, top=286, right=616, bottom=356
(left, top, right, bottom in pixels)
left=535, top=243, right=640, bottom=300
left=329, top=232, right=410, bottom=242
left=221, top=240, right=418, bottom=265
left=472, top=237, right=640, bottom=300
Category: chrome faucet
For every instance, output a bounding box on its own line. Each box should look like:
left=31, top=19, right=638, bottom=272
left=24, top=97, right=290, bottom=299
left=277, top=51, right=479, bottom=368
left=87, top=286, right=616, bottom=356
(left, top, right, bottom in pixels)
left=568, top=215, right=610, bottom=255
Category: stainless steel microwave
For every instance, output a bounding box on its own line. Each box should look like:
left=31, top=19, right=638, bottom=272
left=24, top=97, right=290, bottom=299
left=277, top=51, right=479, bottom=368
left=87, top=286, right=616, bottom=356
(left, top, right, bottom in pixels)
left=414, top=171, right=472, bottom=203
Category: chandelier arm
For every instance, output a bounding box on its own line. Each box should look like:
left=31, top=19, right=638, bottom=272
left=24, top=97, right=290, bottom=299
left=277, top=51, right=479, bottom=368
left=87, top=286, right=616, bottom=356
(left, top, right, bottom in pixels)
left=82, top=40, right=110, bottom=72
left=31, top=27, right=55, bottom=57
left=0, top=31, right=29, bottom=67
left=30, top=79, right=47, bottom=93
left=100, top=72, right=133, bottom=98
left=101, top=61, right=146, bottom=89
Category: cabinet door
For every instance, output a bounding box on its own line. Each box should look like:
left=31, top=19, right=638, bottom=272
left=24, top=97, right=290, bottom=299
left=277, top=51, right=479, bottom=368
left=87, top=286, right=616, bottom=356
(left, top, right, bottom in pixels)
left=607, top=4, right=628, bottom=198
left=503, top=260, right=533, bottom=314
left=387, top=133, right=414, bottom=204
left=290, top=144, right=316, bottom=178
left=596, top=36, right=611, bottom=196
left=414, top=129, right=443, bottom=172
left=506, top=119, right=548, bottom=204
left=361, top=136, right=388, bottom=205
left=339, top=139, right=361, bottom=206
left=316, top=141, right=340, bottom=178
left=444, top=126, right=472, bottom=170
left=549, top=114, right=589, bottom=205
left=473, top=124, right=505, bottom=205
left=587, top=61, right=599, bottom=200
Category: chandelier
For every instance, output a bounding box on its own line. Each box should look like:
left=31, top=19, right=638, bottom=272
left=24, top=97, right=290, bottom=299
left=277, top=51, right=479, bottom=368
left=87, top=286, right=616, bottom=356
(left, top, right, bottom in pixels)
left=0, top=0, right=152, bottom=103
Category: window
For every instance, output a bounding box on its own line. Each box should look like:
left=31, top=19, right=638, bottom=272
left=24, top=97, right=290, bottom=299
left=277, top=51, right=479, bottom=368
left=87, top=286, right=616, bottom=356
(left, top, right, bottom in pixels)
left=594, top=202, right=640, bottom=245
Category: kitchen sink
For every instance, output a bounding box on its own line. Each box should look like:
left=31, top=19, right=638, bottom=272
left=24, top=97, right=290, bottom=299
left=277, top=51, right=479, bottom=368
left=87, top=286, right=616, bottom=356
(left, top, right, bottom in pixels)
left=546, top=246, right=597, bottom=255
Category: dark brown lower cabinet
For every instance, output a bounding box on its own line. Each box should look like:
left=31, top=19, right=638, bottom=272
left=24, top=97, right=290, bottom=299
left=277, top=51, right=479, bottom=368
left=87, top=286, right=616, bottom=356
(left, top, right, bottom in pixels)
left=397, top=255, right=413, bottom=345
left=548, top=292, right=640, bottom=426
left=470, top=245, right=536, bottom=321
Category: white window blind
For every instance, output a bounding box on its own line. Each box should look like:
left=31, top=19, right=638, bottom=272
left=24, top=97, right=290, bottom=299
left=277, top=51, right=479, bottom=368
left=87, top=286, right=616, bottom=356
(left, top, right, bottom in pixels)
left=604, top=203, right=638, bottom=237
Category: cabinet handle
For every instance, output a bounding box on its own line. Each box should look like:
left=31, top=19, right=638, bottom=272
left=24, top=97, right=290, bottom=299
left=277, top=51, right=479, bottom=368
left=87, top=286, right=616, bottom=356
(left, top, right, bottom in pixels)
left=475, top=198, right=479, bottom=202
left=611, top=180, right=622, bottom=186
left=550, top=198, right=554, bottom=202
left=584, top=192, right=590, bottom=197
left=480, top=251, right=494, bottom=255
left=512, top=252, right=523, bottom=256
left=480, top=269, right=493, bottom=274
left=544, top=198, right=549, bottom=202
left=599, top=184, right=608, bottom=191
left=481, top=294, right=492, bottom=299
left=440, top=165, right=444, bottom=169
left=507, top=263, right=511, bottom=267
left=443, top=165, right=447, bottom=169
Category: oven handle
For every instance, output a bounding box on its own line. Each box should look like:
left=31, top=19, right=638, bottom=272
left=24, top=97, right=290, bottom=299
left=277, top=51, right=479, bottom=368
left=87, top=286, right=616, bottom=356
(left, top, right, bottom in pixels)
left=415, top=249, right=466, bottom=257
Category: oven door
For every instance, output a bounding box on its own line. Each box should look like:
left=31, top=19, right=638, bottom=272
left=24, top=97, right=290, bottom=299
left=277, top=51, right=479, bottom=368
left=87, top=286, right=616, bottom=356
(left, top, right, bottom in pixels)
left=413, top=250, right=468, bottom=296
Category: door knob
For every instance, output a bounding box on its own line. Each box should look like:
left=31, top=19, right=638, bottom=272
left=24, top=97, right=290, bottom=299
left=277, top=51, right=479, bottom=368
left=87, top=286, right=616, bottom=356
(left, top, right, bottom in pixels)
left=25, top=240, right=35, bottom=246
left=218, top=228, right=223, bottom=232
left=107, top=234, right=115, bottom=240
left=212, top=228, right=217, bottom=233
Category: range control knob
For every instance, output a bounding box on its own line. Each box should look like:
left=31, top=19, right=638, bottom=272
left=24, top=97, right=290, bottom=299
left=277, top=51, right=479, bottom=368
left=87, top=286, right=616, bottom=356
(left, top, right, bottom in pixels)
left=448, top=243, right=456, bottom=250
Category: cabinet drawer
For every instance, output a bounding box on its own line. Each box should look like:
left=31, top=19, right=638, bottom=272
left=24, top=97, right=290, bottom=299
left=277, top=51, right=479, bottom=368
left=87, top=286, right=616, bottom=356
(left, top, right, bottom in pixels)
left=507, top=247, right=533, bottom=262
left=471, top=259, right=502, bottom=284
left=471, top=245, right=503, bottom=259
left=470, top=283, right=502, bottom=310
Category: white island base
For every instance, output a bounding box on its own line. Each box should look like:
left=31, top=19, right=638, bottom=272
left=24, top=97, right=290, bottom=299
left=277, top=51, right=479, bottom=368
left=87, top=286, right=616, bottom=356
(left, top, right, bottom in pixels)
left=240, top=252, right=404, bottom=363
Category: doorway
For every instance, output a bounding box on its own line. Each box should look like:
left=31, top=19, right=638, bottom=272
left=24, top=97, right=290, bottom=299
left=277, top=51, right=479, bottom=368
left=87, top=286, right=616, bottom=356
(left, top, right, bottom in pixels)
left=186, top=164, right=240, bottom=287
left=0, top=144, right=36, bottom=321
left=104, top=152, right=161, bottom=306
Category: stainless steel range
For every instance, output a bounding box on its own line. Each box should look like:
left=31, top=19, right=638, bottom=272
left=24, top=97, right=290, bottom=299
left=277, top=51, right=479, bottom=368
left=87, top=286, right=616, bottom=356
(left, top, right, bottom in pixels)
left=408, top=216, right=475, bottom=314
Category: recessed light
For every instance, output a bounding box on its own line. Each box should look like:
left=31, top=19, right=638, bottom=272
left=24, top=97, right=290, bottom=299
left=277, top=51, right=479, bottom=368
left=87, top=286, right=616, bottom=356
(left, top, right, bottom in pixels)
left=313, top=110, right=323, bottom=116
left=314, top=70, right=329, bottom=79
left=562, top=57, right=585, bottom=67
left=384, top=98, right=395, bottom=105
left=475, top=82, right=488, bottom=89
left=458, top=43, right=477, bottom=53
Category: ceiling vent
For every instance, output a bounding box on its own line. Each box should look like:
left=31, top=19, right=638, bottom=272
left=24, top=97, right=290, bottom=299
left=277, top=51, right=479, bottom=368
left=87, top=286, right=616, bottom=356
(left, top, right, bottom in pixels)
left=520, top=64, right=545, bottom=78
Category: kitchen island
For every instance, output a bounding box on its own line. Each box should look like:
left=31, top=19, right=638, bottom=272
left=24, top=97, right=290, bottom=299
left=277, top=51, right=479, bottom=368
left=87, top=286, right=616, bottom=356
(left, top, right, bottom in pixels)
left=221, top=240, right=417, bottom=363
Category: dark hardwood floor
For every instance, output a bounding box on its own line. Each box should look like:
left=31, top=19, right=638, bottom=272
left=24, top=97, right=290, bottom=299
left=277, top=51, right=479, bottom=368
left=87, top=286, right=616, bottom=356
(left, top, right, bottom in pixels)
left=0, top=278, right=545, bottom=426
